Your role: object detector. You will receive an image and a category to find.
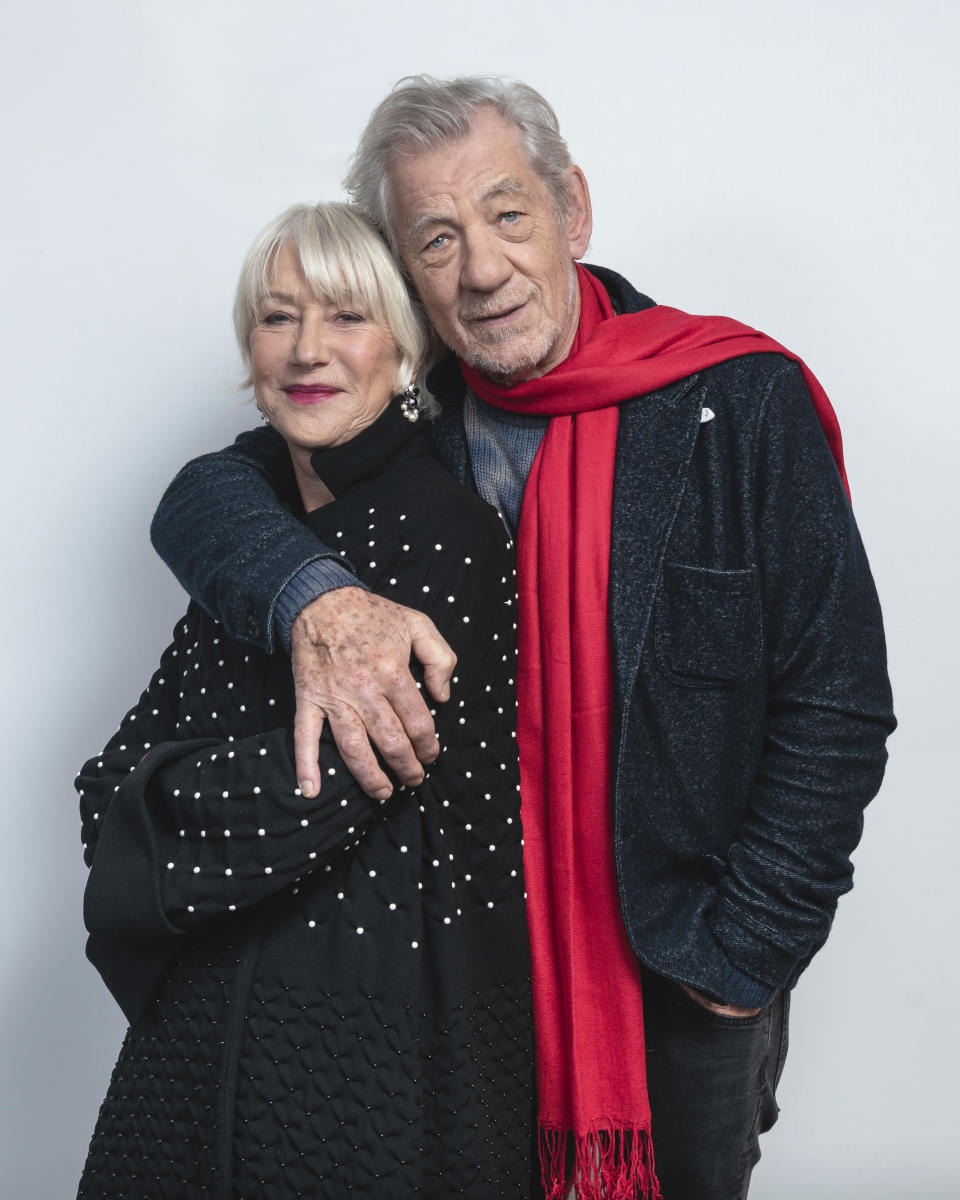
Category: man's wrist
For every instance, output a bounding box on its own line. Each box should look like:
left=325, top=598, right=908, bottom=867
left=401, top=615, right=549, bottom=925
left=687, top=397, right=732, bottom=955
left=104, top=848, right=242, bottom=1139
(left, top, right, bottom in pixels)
left=274, top=560, right=369, bottom=651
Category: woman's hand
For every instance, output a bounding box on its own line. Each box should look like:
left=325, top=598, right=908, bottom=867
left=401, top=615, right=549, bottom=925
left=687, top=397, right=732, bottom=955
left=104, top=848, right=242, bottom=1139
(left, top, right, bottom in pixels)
left=291, top=587, right=456, bottom=800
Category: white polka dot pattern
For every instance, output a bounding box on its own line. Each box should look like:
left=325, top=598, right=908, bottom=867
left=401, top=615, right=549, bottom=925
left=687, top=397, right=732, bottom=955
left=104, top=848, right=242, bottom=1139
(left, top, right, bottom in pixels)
left=74, top=433, right=531, bottom=1197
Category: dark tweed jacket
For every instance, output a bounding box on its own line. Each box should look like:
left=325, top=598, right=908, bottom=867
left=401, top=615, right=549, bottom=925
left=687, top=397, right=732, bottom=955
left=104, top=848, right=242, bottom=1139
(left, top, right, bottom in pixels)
left=151, top=266, right=896, bottom=1009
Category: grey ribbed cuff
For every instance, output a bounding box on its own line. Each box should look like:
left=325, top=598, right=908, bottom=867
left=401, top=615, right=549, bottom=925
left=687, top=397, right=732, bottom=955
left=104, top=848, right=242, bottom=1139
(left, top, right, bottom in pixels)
left=273, top=559, right=368, bottom=652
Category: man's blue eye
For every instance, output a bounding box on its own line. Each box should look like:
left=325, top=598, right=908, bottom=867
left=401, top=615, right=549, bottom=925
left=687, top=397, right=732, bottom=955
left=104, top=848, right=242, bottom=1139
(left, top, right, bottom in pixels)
left=501, top=211, right=520, bottom=223
left=426, top=234, right=448, bottom=251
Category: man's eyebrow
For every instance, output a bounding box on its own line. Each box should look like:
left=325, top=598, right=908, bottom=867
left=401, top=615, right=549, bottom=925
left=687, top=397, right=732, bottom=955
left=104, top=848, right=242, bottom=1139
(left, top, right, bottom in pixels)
left=480, top=176, right=530, bottom=204
left=406, top=213, right=449, bottom=246
left=405, top=177, right=534, bottom=246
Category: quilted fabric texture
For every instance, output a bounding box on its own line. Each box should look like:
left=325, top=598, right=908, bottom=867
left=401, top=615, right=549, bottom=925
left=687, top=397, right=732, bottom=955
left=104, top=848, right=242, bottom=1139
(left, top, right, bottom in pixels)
left=76, top=416, right=535, bottom=1198
left=78, top=935, right=241, bottom=1195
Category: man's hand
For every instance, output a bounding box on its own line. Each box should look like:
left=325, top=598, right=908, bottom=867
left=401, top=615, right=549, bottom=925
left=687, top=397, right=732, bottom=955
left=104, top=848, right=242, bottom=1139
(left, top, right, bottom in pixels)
left=290, top=587, right=456, bottom=801
left=679, top=983, right=764, bottom=1019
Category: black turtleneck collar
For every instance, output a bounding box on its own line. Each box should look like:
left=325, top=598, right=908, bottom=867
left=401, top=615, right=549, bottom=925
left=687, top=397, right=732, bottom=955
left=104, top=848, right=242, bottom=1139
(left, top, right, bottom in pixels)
left=307, top=397, right=430, bottom=499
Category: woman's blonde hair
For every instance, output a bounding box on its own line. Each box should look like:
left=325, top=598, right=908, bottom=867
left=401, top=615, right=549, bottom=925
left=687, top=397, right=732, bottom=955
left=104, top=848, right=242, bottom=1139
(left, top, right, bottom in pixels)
left=233, top=201, right=430, bottom=401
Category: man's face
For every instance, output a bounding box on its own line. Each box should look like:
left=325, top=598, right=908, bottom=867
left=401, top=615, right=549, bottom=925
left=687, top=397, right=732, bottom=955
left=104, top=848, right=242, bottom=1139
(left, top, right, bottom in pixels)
left=389, top=109, right=592, bottom=386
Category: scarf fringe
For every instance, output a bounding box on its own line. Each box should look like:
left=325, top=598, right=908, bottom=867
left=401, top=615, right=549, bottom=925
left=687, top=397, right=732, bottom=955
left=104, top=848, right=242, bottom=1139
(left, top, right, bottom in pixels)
left=539, top=1125, right=661, bottom=1200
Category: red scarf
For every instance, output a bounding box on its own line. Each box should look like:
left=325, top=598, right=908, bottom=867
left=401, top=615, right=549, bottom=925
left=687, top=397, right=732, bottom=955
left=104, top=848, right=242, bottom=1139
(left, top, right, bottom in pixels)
left=461, top=265, right=847, bottom=1200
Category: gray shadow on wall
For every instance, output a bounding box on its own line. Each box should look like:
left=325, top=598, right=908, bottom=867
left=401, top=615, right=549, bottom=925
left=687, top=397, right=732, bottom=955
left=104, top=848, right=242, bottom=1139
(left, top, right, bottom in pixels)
left=0, top=769, right=128, bottom=1199
left=0, top=507, right=193, bottom=1197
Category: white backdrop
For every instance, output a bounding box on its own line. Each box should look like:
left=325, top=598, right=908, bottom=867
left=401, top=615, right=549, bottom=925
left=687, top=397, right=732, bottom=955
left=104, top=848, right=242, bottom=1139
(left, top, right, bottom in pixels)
left=1, top=2, right=956, bottom=1196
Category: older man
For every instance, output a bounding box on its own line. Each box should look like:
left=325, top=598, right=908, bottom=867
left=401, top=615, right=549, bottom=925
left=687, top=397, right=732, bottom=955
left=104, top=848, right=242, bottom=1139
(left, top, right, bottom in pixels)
left=152, top=76, right=894, bottom=1199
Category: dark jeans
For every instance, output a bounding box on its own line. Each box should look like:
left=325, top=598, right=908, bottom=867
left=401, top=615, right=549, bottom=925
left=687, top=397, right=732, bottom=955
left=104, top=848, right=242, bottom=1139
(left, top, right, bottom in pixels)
left=642, top=966, right=791, bottom=1200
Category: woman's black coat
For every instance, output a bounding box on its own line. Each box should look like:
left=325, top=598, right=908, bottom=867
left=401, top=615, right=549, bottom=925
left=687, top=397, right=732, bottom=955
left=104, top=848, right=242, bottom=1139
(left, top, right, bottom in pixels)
left=77, top=409, right=534, bottom=1198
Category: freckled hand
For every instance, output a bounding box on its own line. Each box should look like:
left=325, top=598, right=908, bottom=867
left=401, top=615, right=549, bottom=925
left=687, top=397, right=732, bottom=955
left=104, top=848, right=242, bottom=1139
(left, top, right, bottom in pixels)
left=291, top=588, right=456, bottom=800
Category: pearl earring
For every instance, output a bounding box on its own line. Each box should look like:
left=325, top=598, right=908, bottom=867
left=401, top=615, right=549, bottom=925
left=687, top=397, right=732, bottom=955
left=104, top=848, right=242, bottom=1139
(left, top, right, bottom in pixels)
left=399, top=382, right=422, bottom=423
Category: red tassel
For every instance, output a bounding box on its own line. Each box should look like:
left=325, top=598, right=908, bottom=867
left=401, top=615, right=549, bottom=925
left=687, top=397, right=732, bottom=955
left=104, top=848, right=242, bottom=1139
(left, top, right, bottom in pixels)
left=539, top=1125, right=661, bottom=1200
left=539, top=1127, right=570, bottom=1200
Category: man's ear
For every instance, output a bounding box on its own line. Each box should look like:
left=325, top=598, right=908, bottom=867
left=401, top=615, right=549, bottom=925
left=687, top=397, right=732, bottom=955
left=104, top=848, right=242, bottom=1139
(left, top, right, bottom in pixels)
left=564, top=166, right=593, bottom=259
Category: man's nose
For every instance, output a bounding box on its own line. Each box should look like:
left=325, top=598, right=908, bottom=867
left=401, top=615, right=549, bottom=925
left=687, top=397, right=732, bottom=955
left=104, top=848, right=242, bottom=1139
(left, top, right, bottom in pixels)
left=460, top=226, right=513, bottom=293
left=293, top=312, right=331, bottom=365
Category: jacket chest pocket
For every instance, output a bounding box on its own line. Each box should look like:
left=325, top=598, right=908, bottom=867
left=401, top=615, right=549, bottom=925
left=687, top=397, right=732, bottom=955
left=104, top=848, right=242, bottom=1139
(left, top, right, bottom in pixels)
left=654, top=563, right=762, bottom=688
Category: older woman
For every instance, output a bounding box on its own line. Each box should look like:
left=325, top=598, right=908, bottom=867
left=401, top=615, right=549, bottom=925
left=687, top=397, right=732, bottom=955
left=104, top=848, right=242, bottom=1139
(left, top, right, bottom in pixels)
left=75, top=203, right=533, bottom=1199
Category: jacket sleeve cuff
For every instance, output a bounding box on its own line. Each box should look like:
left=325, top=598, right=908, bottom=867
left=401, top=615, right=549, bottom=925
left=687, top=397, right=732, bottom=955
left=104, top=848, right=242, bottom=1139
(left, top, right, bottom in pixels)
left=715, top=958, right=779, bottom=1008
left=273, top=560, right=369, bottom=652
left=709, top=894, right=806, bottom=1005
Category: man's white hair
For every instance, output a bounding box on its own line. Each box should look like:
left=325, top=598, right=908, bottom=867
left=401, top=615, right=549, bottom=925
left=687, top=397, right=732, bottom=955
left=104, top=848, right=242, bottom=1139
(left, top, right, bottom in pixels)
left=344, top=75, right=574, bottom=254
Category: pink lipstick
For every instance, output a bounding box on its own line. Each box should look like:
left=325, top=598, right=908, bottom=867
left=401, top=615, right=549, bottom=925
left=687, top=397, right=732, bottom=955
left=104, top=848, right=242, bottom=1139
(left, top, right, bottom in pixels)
left=284, top=385, right=341, bottom=405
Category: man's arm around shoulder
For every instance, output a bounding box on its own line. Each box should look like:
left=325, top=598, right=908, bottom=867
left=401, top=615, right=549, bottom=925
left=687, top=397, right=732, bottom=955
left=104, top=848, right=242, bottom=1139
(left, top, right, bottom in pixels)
left=151, top=425, right=333, bottom=651
left=150, top=426, right=456, bottom=798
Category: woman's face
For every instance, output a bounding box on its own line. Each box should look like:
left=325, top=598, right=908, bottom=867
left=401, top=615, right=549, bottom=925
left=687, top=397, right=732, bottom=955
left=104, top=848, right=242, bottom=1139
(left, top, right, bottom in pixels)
left=250, top=242, right=402, bottom=454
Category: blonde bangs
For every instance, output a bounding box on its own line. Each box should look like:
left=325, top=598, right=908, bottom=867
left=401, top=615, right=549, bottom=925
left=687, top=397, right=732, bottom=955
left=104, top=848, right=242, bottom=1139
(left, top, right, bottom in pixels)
left=234, top=202, right=428, bottom=396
